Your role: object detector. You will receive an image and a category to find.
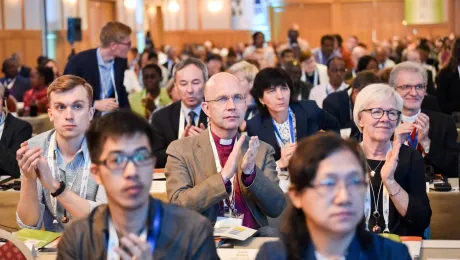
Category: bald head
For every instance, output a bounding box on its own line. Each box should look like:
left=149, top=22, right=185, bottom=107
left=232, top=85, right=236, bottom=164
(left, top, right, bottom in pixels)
left=204, top=72, right=241, bottom=101
left=352, top=46, right=368, bottom=68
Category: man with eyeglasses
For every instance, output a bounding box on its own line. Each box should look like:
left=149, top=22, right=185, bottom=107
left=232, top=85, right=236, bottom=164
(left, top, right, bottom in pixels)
left=57, top=110, right=218, bottom=260
left=64, top=21, right=132, bottom=114
left=309, top=57, right=349, bottom=108
left=165, top=73, right=286, bottom=233
left=151, top=58, right=209, bottom=168
left=390, top=61, right=459, bottom=177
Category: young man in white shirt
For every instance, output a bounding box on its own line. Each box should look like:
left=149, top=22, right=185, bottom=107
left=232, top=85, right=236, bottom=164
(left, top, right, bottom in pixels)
left=16, top=75, right=106, bottom=232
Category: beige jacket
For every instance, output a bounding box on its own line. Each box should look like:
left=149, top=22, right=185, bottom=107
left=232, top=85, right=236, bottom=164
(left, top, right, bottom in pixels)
left=165, top=131, right=286, bottom=227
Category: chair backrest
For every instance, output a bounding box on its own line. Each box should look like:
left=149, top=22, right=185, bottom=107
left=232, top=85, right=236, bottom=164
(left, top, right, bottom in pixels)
left=0, top=229, right=34, bottom=260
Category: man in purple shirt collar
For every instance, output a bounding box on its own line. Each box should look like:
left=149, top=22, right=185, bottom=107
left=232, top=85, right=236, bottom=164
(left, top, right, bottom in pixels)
left=165, top=73, right=286, bottom=231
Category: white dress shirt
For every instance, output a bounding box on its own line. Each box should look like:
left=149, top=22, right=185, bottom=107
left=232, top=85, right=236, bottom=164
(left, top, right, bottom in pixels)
left=308, top=82, right=349, bottom=108
left=178, top=102, right=203, bottom=138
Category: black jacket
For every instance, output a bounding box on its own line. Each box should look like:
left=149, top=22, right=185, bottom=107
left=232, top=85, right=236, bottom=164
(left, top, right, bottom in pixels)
left=19, top=66, right=31, bottom=78
left=322, top=89, right=359, bottom=137
left=63, top=48, right=130, bottom=109
left=422, top=109, right=460, bottom=177
left=246, top=100, right=340, bottom=161
left=151, top=101, right=208, bottom=168
left=57, top=197, right=219, bottom=260
left=436, top=68, right=460, bottom=115
left=0, top=114, right=32, bottom=177
left=0, top=76, right=31, bottom=102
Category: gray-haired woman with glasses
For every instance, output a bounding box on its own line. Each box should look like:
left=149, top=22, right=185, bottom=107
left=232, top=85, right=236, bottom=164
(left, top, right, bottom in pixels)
left=353, top=83, right=431, bottom=237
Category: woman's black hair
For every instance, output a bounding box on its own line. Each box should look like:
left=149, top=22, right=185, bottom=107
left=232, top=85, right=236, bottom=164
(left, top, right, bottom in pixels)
left=357, top=55, right=378, bottom=73
left=250, top=67, right=297, bottom=115
left=36, top=66, right=55, bottom=85
left=282, top=132, right=372, bottom=259
left=252, top=31, right=264, bottom=45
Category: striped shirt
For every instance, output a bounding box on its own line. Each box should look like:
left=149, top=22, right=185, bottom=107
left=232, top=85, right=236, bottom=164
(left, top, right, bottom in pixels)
left=16, top=129, right=107, bottom=232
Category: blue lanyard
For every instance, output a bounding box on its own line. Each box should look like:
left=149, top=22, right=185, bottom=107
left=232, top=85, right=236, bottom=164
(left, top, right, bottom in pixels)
left=272, top=109, right=295, bottom=145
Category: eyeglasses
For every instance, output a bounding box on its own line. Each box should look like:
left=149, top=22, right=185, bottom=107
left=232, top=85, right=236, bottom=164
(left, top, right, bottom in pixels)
left=396, top=84, right=426, bottom=94
left=205, top=94, right=246, bottom=106
left=117, top=41, right=132, bottom=47
left=95, top=150, right=155, bottom=171
left=361, top=108, right=401, bottom=121
left=310, top=176, right=367, bottom=196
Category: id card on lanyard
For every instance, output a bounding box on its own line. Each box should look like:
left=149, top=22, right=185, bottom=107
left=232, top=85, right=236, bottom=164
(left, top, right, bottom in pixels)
left=208, top=128, right=243, bottom=223
left=107, top=200, right=162, bottom=260
left=47, top=132, right=91, bottom=223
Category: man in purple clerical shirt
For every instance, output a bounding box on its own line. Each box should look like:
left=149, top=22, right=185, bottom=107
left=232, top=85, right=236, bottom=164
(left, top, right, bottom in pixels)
left=165, top=72, right=286, bottom=231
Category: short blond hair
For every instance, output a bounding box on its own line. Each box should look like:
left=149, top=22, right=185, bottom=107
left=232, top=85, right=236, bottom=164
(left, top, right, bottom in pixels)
left=100, top=21, right=132, bottom=48
left=47, top=75, right=93, bottom=105
left=353, top=83, right=403, bottom=132
left=227, top=61, right=259, bottom=82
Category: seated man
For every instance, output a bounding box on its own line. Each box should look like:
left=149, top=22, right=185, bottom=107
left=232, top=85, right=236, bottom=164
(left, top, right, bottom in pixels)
left=16, top=75, right=106, bottom=232
left=151, top=58, right=209, bottom=168
left=57, top=111, right=218, bottom=260
left=165, top=73, right=286, bottom=230
left=390, top=61, right=460, bottom=177
left=323, top=70, right=381, bottom=137
left=0, top=86, right=32, bottom=177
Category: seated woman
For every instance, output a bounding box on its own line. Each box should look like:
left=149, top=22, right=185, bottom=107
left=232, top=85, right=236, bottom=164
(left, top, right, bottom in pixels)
left=256, top=133, right=411, bottom=259
left=246, top=67, right=339, bottom=182
left=129, top=64, right=171, bottom=120
left=356, top=55, right=379, bottom=73
left=353, top=83, right=431, bottom=236
left=23, top=66, right=54, bottom=115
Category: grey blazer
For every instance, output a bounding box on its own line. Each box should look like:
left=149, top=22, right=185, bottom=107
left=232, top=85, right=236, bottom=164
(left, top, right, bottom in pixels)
left=165, top=130, right=286, bottom=227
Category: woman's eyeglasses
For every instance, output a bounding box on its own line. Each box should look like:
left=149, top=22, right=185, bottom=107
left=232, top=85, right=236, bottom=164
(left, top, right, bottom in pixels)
left=361, top=108, right=401, bottom=121
left=310, top=176, right=367, bottom=196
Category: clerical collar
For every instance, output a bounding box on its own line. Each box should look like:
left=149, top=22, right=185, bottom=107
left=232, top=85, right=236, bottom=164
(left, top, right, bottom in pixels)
left=210, top=129, right=235, bottom=146
left=401, top=110, right=420, bottom=123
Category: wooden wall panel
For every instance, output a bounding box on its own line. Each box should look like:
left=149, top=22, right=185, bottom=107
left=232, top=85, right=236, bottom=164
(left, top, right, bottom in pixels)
left=0, top=31, right=42, bottom=68
left=162, top=30, right=252, bottom=49
left=271, top=4, right=332, bottom=48
left=339, top=2, right=373, bottom=45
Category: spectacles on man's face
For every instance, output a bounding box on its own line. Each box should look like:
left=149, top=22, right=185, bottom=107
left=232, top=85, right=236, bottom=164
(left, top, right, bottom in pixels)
left=309, top=175, right=367, bottom=197
left=361, top=108, right=401, bottom=121
left=205, top=94, right=246, bottom=106
left=95, top=149, right=155, bottom=171
left=117, top=41, right=132, bottom=47
left=396, top=84, right=426, bottom=94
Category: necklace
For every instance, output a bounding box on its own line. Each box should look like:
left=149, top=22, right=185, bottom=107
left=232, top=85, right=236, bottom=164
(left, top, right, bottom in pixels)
left=369, top=177, right=383, bottom=233
left=365, top=159, right=384, bottom=178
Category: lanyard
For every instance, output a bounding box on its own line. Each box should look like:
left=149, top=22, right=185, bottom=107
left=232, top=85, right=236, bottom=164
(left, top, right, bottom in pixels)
left=107, top=200, right=162, bottom=260
left=47, top=132, right=91, bottom=222
left=361, top=142, right=391, bottom=233
left=272, top=109, right=295, bottom=147
left=208, top=127, right=237, bottom=211
left=101, top=66, right=118, bottom=103
left=6, top=78, right=16, bottom=90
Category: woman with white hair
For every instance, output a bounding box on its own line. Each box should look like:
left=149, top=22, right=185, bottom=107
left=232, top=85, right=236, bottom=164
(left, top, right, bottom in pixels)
left=353, top=83, right=431, bottom=237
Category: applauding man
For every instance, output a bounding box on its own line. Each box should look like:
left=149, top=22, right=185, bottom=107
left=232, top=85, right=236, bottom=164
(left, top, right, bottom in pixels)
left=151, top=58, right=209, bottom=168
left=165, top=73, right=286, bottom=231
left=16, top=75, right=106, bottom=232
left=57, top=111, right=218, bottom=260
left=390, top=62, right=460, bottom=177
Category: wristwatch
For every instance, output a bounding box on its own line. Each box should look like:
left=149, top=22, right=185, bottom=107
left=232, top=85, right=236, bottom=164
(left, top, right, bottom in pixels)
left=51, top=181, right=66, bottom=197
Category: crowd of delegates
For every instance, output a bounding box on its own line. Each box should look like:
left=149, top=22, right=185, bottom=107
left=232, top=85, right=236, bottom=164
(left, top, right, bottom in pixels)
left=1, top=19, right=460, bottom=259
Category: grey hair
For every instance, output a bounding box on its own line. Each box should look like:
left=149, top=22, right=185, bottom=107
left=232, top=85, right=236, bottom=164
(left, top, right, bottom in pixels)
left=388, top=61, right=427, bottom=88
left=173, top=57, right=209, bottom=82
left=353, top=83, right=404, bottom=133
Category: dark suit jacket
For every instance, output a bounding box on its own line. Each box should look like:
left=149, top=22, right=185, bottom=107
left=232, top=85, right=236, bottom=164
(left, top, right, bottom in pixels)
left=63, top=48, right=129, bottom=109
left=19, top=66, right=31, bottom=78
left=323, top=89, right=360, bottom=138
left=426, top=69, right=436, bottom=96
left=246, top=100, right=340, bottom=161
left=151, top=101, right=208, bottom=168
left=256, top=234, right=411, bottom=260
left=0, top=76, right=31, bottom=102
left=0, top=114, right=32, bottom=177
left=421, top=94, right=440, bottom=112
left=57, top=197, right=219, bottom=260
left=422, top=109, right=460, bottom=177
left=436, top=68, right=460, bottom=115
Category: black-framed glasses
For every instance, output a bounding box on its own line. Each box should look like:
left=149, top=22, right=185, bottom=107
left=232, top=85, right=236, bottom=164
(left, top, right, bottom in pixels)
left=309, top=176, right=367, bottom=196
left=205, top=94, right=246, bottom=106
left=361, top=108, right=401, bottom=121
left=396, top=84, right=426, bottom=94
left=95, top=150, right=155, bottom=171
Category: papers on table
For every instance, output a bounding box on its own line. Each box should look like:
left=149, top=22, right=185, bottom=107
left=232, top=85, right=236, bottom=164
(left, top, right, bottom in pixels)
left=149, top=181, right=166, bottom=193
left=14, top=229, right=61, bottom=249
left=217, top=249, right=259, bottom=260
left=402, top=241, right=422, bottom=260
left=153, top=172, right=166, bottom=180
left=214, top=217, right=257, bottom=241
